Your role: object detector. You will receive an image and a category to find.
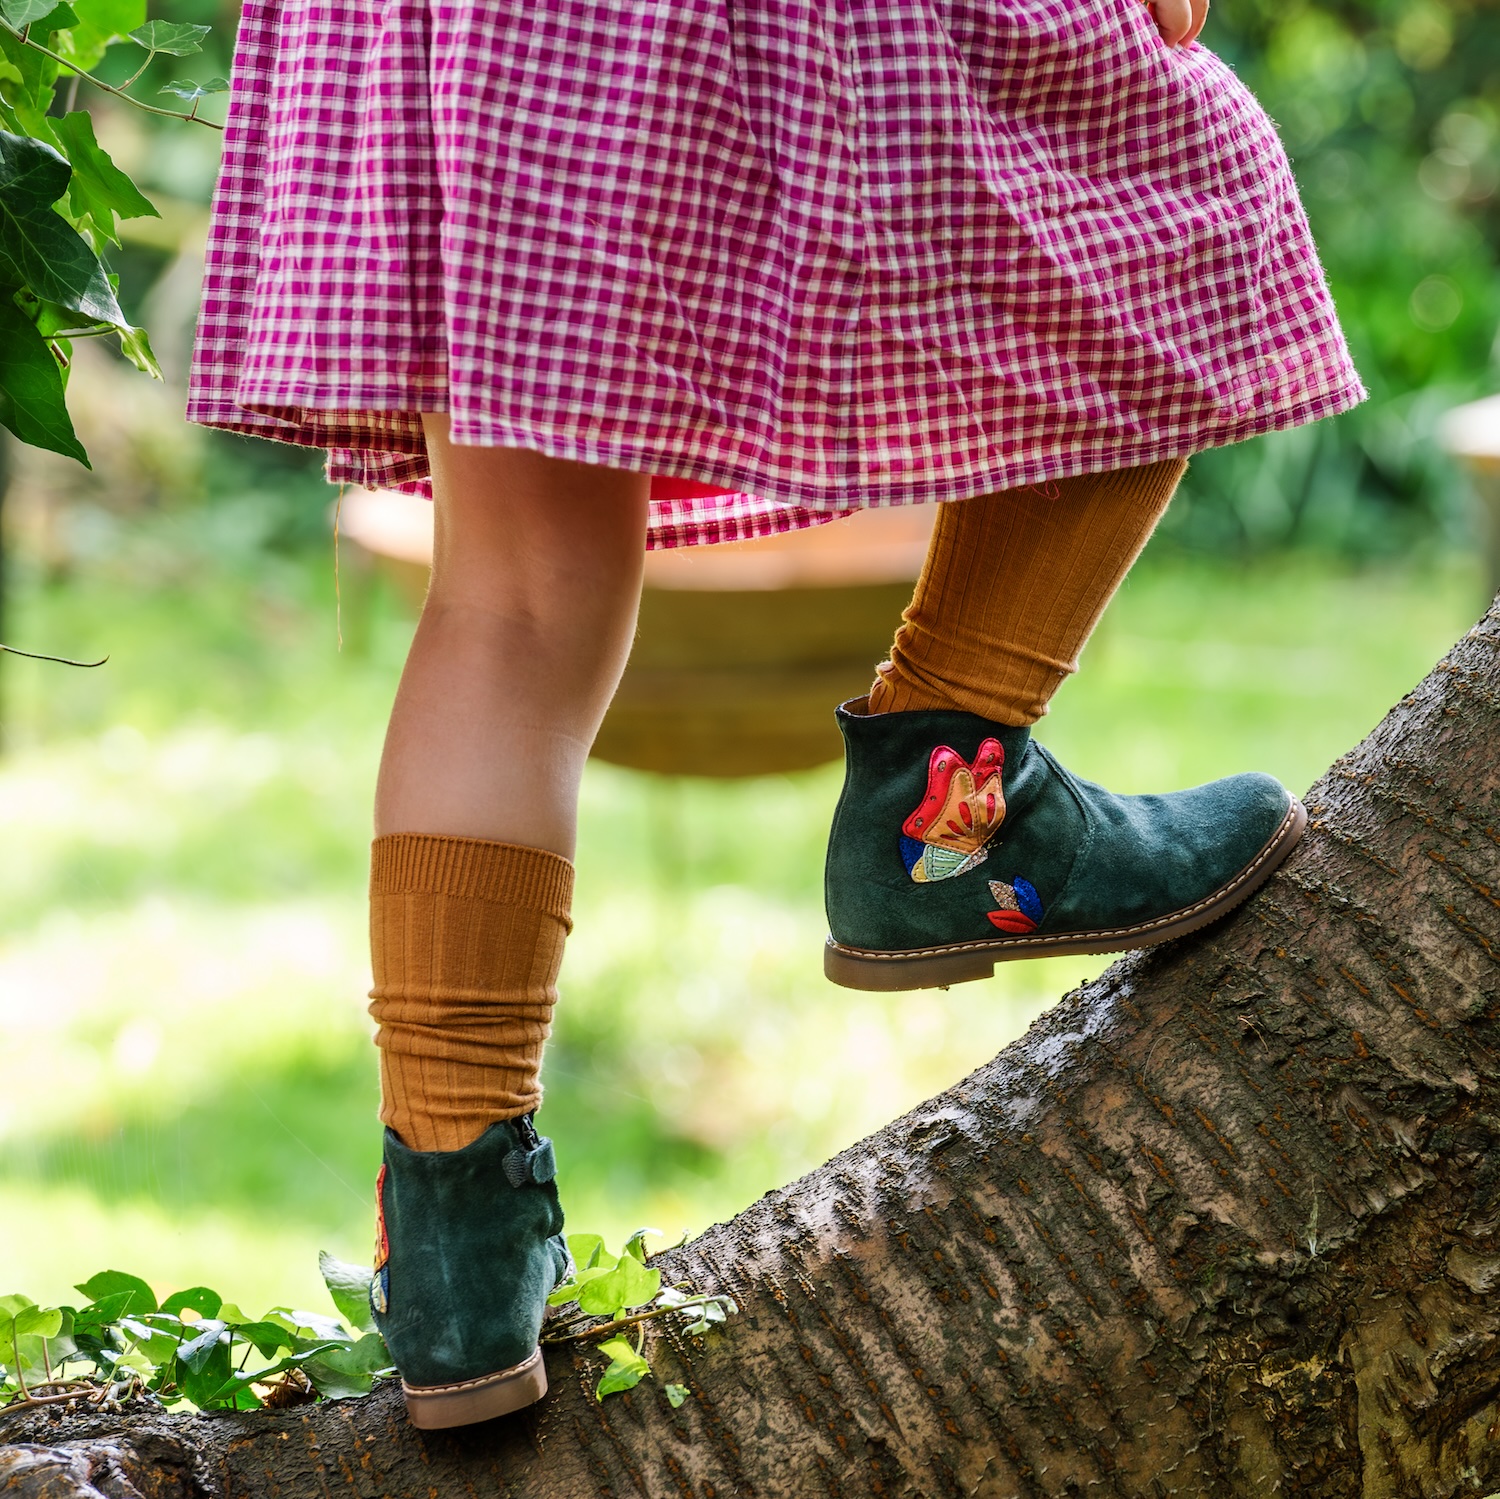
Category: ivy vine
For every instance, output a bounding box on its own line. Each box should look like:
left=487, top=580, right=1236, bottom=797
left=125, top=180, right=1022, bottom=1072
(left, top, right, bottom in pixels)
left=0, top=0, right=223, bottom=466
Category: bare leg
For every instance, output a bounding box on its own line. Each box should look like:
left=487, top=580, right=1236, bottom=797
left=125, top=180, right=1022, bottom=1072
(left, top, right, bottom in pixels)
left=375, top=417, right=650, bottom=855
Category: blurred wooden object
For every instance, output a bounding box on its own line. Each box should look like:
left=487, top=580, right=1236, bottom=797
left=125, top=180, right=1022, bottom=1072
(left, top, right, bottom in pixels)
left=1439, top=395, right=1500, bottom=596
left=339, top=488, right=934, bottom=776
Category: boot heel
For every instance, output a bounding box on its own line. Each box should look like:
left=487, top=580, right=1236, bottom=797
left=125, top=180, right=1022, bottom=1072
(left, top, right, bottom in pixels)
left=824, top=938, right=997, bottom=992
left=402, top=1346, right=548, bottom=1429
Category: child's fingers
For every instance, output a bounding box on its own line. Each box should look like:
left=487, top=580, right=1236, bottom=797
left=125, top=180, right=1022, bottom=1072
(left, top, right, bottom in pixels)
left=1146, top=0, right=1207, bottom=47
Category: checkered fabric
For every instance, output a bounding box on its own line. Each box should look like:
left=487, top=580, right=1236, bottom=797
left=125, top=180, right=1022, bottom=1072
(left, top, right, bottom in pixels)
left=185, top=0, right=1365, bottom=550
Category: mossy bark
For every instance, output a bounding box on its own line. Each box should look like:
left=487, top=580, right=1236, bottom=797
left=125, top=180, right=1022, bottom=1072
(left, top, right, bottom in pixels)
left=5, top=596, right=1500, bottom=1498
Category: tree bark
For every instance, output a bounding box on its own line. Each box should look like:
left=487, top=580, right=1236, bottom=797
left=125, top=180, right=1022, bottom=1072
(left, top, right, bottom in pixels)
left=6, top=595, right=1500, bottom=1499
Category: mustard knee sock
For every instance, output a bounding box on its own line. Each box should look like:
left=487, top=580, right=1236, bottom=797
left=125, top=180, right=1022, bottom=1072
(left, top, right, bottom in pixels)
left=368, top=834, right=573, bottom=1153
left=868, top=459, right=1187, bottom=725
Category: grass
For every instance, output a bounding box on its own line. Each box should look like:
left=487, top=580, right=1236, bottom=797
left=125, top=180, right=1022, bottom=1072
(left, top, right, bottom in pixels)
left=0, top=504, right=1487, bottom=1316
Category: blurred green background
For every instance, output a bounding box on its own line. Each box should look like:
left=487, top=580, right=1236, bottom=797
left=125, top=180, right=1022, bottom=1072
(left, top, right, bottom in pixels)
left=2, top=0, right=1499, bottom=1315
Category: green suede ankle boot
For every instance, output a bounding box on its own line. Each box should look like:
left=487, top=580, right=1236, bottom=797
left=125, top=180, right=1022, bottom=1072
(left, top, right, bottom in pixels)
left=370, top=1114, right=570, bottom=1428
left=824, top=699, right=1305, bottom=991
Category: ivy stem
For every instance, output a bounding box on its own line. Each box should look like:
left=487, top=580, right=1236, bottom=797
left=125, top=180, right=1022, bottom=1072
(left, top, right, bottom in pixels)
left=540, top=1296, right=722, bottom=1346
left=118, top=50, right=155, bottom=89
left=1, top=1387, right=91, bottom=1410
left=0, top=24, right=225, bottom=129
left=10, top=1342, right=29, bottom=1402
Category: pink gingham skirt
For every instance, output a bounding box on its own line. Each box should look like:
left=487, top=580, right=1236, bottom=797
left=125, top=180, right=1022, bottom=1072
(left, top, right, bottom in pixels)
left=186, top=0, right=1365, bottom=549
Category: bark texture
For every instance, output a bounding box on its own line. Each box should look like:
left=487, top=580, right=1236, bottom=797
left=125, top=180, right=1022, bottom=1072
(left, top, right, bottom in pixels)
left=5, top=597, right=1500, bottom=1499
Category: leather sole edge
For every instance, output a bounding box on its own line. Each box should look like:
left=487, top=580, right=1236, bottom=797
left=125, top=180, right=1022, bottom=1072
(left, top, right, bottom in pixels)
left=825, top=795, right=1308, bottom=993
left=401, top=1346, right=547, bottom=1429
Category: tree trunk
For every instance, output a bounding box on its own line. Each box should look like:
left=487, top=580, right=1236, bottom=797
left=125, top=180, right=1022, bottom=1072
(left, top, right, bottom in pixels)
left=6, top=596, right=1500, bottom=1499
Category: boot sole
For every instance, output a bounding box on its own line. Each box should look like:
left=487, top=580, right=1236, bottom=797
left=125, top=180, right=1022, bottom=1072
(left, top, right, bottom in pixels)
left=825, top=795, right=1308, bottom=992
left=401, top=1346, right=547, bottom=1429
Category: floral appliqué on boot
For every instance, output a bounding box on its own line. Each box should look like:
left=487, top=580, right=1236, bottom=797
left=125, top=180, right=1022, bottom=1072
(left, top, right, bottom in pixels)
left=899, top=739, right=1006, bottom=883
left=371, top=1163, right=390, bottom=1314
left=988, top=877, right=1044, bottom=933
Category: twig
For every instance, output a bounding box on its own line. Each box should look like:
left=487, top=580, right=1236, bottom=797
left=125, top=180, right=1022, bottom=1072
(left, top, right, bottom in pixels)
left=1, top=1387, right=96, bottom=1410
left=0, top=644, right=108, bottom=667
left=541, top=1296, right=724, bottom=1346
left=0, top=23, right=224, bottom=129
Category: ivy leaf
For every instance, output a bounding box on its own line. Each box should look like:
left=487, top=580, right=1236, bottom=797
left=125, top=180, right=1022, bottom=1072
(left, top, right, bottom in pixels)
left=317, top=1252, right=375, bottom=1334
left=176, top=1320, right=228, bottom=1374
left=0, top=25, right=59, bottom=117
left=14, top=1305, right=63, bottom=1339
left=664, top=1382, right=689, bottom=1407
left=622, top=1228, right=661, bottom=1263
left=157, top=75, right=226, bottom=101
left=264, top=1307, right=350, bottom=1342
left=567, top=1233, right=609, bottom=1272
left=576, top=1252, right=660, bottom=1317
left=74, top=1271, right=156, bottom=1316
left=224, top=1320, right=294, bottom=1358
left=300, top=1331, right=393, bottom=1400
left=116, top=319, right=159, bottom=376
left=127, top=18, right=206, bottom=53
left=177, top=1335, right=232, bottom=1407
left=63, top=0, right=145, bottom=70
left=71, top=1290, right=134, bottom=1330
left=159, top=1287, right=222, bottom=1319
left=117, top=1312, right=184, bottom=1366
left=0, top=0, right=67, bottom=28
left=52, top=110, right=156, bottom=245
left=0, top=130, right=123, bottom=322
left=0, top=293, right=87, bottom=462
left=594, top=1336, right=649, bottom=1399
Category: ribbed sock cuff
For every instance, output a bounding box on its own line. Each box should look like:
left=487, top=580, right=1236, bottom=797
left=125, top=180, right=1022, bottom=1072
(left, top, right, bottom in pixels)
left=371, top=833, right=574, bottom=923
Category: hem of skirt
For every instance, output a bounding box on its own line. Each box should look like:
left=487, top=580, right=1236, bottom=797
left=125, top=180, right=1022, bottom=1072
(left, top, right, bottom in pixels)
left=185, top=371, right=1368, bottom=548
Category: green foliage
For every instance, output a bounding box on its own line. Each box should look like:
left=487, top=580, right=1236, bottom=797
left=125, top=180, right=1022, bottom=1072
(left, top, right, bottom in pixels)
left=0, top=0, right=220, bottom=464
left=544, top=1230, right=737, bottom=1402
left=0, top=1256, right=395, bottom=1412
left=1170, top=0, right=1500, bottom=555
left=1, top=1239, right=738, bottom=1413
left=51, top=110, right=158, bottom=243
left=0, top=292, right=84, bottom=459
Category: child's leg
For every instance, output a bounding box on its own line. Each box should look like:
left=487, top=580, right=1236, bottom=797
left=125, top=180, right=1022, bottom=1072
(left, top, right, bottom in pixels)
left=370, top=418, right=649, bottom=1152
left=376, top=419, right=649, bottom=853
left=868, top=460, right=1186, bottom=722
left=826, top=456, right=1306, bottom=990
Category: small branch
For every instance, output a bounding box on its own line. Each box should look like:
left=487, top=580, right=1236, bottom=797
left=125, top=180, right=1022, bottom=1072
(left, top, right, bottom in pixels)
left=1, top=1387, right=89, bottom=1409
left=0, top=24, right=225, bottom=129
left=0, top=644, right=107, bottom=667
left=541, top=1297, right=724, bottom=1346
